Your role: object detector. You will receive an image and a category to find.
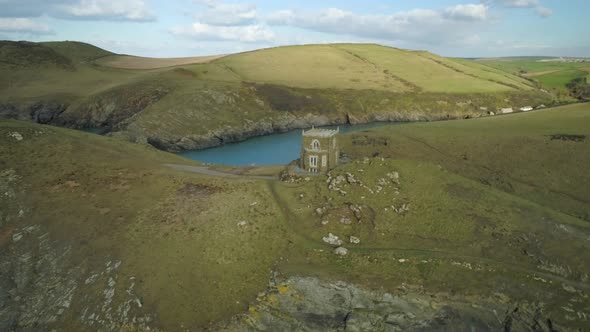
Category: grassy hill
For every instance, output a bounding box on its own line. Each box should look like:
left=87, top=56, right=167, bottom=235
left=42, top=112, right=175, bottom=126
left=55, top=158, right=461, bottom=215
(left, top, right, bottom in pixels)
left=0, top=41, right=75, bottom=70
left=1, top=103, right=589, bottom=330
left=213, top=44, right=534, bottom=92
left=96, top=54, right=226, bottom=69
left=41, top=41, right=113, bottom=64
left=0, top=41, right=556, bottom=152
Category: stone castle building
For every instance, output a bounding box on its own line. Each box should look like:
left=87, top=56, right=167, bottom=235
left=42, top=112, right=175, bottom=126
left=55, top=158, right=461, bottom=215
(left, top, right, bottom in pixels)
left=300, top=127, right=339, bottom=173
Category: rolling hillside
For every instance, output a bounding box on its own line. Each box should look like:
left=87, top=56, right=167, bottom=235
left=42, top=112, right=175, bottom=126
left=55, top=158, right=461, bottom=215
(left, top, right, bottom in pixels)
left=0, top=41, right=554, bottom=151
left=1, top=103, right=589, bottom=330
left=96, top=54, right=226, bottom=69
left=212, top=44, right=534, bottom=92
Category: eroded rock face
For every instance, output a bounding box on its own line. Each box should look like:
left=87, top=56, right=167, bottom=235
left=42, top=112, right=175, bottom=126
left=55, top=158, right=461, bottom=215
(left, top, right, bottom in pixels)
left=0, top=224, right=81, bottom=330
left=0, top=169, right=158, bottom=332
left=0, top=104, right=21, bottom=120
left=221, top=276, right=561, bottom=332
left=29, top=102, right=67, bottom=124
left=0, top=224, right=159, bottom=332
left=0, top=102, right=66, bottom=124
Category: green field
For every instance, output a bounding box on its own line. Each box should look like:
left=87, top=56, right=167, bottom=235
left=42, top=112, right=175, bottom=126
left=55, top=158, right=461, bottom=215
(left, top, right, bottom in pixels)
left=0, top=41, right=556, bottom=152
left=477, top=57, right=590, bottom=92
left=536, top=68, right=588, bottom=89
left=2, top=103, right=589, bottom=330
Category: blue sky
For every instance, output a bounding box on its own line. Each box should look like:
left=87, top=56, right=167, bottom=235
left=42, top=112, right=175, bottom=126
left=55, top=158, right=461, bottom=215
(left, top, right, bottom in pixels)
left=0, top=0, right=588, bottom=58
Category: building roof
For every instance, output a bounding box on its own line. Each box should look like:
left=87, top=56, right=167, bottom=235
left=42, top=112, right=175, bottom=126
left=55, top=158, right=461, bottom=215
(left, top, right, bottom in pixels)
left=302, top=127, right=339, bottom=137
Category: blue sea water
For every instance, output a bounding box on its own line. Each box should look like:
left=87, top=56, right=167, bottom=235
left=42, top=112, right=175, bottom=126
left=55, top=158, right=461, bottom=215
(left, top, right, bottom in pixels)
left=178, top=123, right=391, bottom=166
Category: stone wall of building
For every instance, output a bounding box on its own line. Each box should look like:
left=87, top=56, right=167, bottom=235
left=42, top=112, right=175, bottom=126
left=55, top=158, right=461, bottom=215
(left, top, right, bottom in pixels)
left=301, top=132, right=339, bottom=173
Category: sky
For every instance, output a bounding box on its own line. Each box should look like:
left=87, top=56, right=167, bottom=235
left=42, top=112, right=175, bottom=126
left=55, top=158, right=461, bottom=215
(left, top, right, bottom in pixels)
left=0, top=0, right=588, bottom=58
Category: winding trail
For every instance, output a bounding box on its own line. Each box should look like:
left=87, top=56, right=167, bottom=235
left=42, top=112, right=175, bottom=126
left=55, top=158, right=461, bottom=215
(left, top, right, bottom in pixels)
left=165, top=162, right=590, bottom=291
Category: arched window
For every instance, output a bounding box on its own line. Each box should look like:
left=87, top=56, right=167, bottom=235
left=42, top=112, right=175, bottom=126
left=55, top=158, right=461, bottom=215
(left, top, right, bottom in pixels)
left=311, top=139, right=320, bottom=150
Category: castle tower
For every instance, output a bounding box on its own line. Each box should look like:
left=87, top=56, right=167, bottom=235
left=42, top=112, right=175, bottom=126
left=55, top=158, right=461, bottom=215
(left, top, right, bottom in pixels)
left=300, top=127, right=339, bottom=173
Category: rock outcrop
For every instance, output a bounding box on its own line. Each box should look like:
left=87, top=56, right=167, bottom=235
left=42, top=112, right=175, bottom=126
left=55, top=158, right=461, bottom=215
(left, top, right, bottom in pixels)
left=0, top=102, right=66, bottom=124
left=222, top=276, right=560, bottom=331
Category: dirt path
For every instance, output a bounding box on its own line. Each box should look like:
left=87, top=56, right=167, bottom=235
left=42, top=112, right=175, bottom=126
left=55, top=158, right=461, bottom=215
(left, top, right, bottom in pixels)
left=168, top=163, right=590, bottom=291
left=164, top=163, right=276, bottom=180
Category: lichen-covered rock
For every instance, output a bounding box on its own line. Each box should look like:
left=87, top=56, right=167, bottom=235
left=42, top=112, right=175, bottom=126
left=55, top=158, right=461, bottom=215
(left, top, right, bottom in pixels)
left=221, top=276, right=556, bottom=332
left=334, top=247, right=348, bottom=256
left=322, top=233, right=343, bottom=247
left=340, top=217, right=352, bottom=225
left=8, top=132, right=23, bottom=141
left=350, top=236, right=361, bottom=244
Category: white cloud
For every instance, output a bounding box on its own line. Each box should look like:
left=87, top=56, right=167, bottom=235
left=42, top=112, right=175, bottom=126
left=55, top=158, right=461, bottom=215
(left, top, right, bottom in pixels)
left=0, top=0, right=65, bottom=18
left=498, top=0, right=539, bottom=8
left=536, top=6, right=553, bottom=18
left=492, top=0, right=552, bottom=17
left=266, top=6, right=489, bottom=46
left=444, top=4, right=488, bottom=21
left=170, top=23, right=274, bottom=42
left=0, top=18, right=52, bottom=34
left=195, top=1, right=257, bottom=26
left=58, top=0, right=155, bottom=21
left=171, top=0, right=271, bottom=43
left=0, top=0, right=155, bottom=22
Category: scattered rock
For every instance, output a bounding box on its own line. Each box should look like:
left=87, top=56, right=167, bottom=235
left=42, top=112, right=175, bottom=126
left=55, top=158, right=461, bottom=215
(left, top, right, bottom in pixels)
left=237, top=220, right=248, bottom=227
left=12, top=232, right=23, bottom=242
left=549, top=134, right=586, bottom=142
left=349, top=236, right=361, bottom=244
left=85, top=273, right=100, bottom=285
left=392, top=203, right=410, bottom=215
left=64, top=180, right=80, bottom=189
left=8, top=132, right=23, bottom=141
left=321, top=220, right=329, bottom=225
left=386, top=171, right=400, bottom=186
left=348, top=204, right=362, bottom=220
left=322, top=233, right=343, bottom=246
left=279, top=169, right=303, bottom=183
left=334, top=247, right=348, bottom=256
left=340, top=217, right=352, bottom=225
left=562, top=284, right=578, bottom=293
left=315, top=207, right=326, bottom=216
